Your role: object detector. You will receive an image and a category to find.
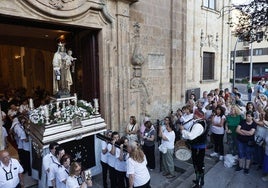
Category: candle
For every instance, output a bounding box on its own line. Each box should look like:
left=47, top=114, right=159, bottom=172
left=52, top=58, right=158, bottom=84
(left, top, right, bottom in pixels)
left=44, top=105, right=49, bottom=118
left=29, top=98, right=34, bottom=110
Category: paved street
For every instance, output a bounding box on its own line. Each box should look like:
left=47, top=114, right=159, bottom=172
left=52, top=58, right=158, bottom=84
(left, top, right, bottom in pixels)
left=90, top=147, right=267, bottom=188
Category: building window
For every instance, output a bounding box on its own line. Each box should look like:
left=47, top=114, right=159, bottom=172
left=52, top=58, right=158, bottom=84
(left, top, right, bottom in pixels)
left=254, top=48, right=263, bottom=56
left=203, top=0, right=216, bottom=10
left=203, top=52, right=215, bottom=80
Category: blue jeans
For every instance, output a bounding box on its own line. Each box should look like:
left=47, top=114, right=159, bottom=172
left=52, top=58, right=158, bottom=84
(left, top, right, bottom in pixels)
left=248, top=92, right=252, bottom=101
left=237, top=140, right=254, bottom=160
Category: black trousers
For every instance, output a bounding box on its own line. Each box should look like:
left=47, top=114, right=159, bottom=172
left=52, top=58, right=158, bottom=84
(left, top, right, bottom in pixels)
left=134, top=180, right=151, bottom=188
left=116, top=170, right=129, bottom=188
left=212, top=133, right=224, bottom=156
left=18, top=149, right=24, bottom=164
left=101, top=161, right=109, bottom=188
left=142, top=144, right=155, bottom=169
left=191, top=148, right=205, bottom=174
left=108, top=165, right=116, bottom=188
left=22, top=150, right=31, bottom=176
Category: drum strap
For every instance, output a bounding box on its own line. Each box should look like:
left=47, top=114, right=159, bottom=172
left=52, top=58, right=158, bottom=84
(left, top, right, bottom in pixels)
left=182, top=118, right=194, bottom=126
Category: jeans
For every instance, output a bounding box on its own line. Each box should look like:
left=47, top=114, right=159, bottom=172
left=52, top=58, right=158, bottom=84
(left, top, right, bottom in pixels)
left=237, top=140, right=254, bottom=160
left=212, top=133, right=224, bottom=156
left=162, top=149, right=175, bottom=176
left=253, top=144, right=264, bottom=166
left=248, top=92, right=252, bottom=101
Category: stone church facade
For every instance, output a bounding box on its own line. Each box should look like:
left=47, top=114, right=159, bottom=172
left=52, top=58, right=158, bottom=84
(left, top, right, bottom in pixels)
left=0, top=0, right=231, bottom=132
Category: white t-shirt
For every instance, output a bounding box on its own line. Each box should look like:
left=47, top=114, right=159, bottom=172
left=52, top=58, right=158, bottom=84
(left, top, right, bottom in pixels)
left=56, top=166, right=69, bottom=188
left=0, top=159, right=24, bottom=187
left=66, top=176, right=80, bottom=188
left=48, top=158, right=61, bottom=183
left=19, top=104, right=29, bottom=114
left=107, top=143, right=116, bottom=168
left=43, top=153, right=57, bottom=187
left=180, top=113, right=194, bottom=130
left=211, top=115, right=225, bottom=134
left=13, top=123, right=24, bottom=149
left=2, top=127, right=7, bottom=148
left=114, top=147, right=128, bottom=172
left=127, top=156, right=150, bottom=187
left=20, top=129, right=30, bottom=151
left=101, top=141, right=108, bottom=163
left=162, top=130, right=175, bottom=149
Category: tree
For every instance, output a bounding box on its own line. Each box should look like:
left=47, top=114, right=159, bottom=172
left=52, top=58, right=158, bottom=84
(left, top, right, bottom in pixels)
left=232, top=0, right=268, bottom=42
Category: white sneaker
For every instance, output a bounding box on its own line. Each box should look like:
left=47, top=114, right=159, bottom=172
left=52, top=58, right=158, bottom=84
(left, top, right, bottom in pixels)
left=210, top=152, right=219, bottom=157
left=219, top=155, right=224, bottom=161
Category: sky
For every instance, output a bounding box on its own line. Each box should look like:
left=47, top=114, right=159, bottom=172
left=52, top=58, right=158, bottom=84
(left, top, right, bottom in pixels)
left=232, top=0, right=253, bottom=5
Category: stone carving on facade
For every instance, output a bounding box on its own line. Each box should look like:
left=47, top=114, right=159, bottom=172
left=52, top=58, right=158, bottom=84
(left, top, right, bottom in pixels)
left=21, top=0, right=113, bottom=22
left=200, top=29, right=219, bottom=50
left=130, top=23, right=151, bottom=115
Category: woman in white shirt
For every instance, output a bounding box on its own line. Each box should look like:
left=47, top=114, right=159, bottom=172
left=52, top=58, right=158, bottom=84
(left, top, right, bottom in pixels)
left=210, top=106, right=226, bottom=160
left=125, top=116, right=139, bottom=142
left=127, top=141, right=150, bottom=188
left=66, top=162, right=92, bottom=188
left=159, top=117, right=176, bottom=179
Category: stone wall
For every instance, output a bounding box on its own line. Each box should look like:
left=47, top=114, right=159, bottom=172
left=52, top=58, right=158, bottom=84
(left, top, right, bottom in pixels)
left=0, top=0, right=231, bottom=133
left=185, top=0, right=232, bottom=94
left=128, top=0, right=187, bottom=124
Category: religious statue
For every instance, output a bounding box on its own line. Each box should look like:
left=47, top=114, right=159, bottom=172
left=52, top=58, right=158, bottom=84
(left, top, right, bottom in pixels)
left=52, top=43, right=76, bottom=96
left=64, top=49, right=77, bottom=91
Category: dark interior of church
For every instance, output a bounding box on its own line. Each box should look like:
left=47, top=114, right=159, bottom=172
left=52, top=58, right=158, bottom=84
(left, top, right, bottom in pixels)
left=0, top=16, right=100, bottom=103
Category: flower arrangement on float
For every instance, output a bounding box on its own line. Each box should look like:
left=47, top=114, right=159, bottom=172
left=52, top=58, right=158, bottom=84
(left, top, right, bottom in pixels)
left=29, top=99, right=96, bottom=125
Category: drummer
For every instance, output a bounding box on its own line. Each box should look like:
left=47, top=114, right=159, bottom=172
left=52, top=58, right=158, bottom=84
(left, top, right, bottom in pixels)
left=180, top=105, right=194, bottom=129
left=179, top=114, right=208, bottom=188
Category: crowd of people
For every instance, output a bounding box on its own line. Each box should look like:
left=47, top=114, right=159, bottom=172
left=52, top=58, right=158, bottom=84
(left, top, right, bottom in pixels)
left=2, top=83, right=268, bottom=187
left=99, top=85, right=268, bottom=188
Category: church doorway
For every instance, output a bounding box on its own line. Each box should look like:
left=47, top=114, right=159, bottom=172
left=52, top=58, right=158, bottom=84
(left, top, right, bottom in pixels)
left=0, top=17, right=100, bottom=105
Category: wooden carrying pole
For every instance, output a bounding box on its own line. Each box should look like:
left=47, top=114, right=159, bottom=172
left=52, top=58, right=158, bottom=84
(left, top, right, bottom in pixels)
left=0, top=105, right=3, bottom=150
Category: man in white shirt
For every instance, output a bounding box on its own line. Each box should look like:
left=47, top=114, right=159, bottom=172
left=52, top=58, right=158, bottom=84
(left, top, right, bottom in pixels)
left=49, top=147, right=65, bottom=188
left=0, top=150, right=24, bottom=188
left=2, top=126, right=8, bottom=149
left=107, top=131, right=119, bottom=188
left=42, top=142, right=59, bottom=188
left=19, top=117, right=31, bottom=176
left=100, top=130, right=112, bottom=188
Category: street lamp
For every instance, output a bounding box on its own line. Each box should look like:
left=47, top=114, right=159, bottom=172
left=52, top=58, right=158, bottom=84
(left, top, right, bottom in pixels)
left=232, top=37, right=239, bottom=89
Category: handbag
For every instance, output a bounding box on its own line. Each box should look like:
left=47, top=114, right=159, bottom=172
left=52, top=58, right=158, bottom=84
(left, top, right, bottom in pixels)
left=158, top=144, right=167, bottom=154
left=255, top=135, right=264, bottom=146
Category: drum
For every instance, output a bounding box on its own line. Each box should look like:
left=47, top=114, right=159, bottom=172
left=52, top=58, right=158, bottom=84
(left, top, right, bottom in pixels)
left=175, top=140, right=191, bottom=161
